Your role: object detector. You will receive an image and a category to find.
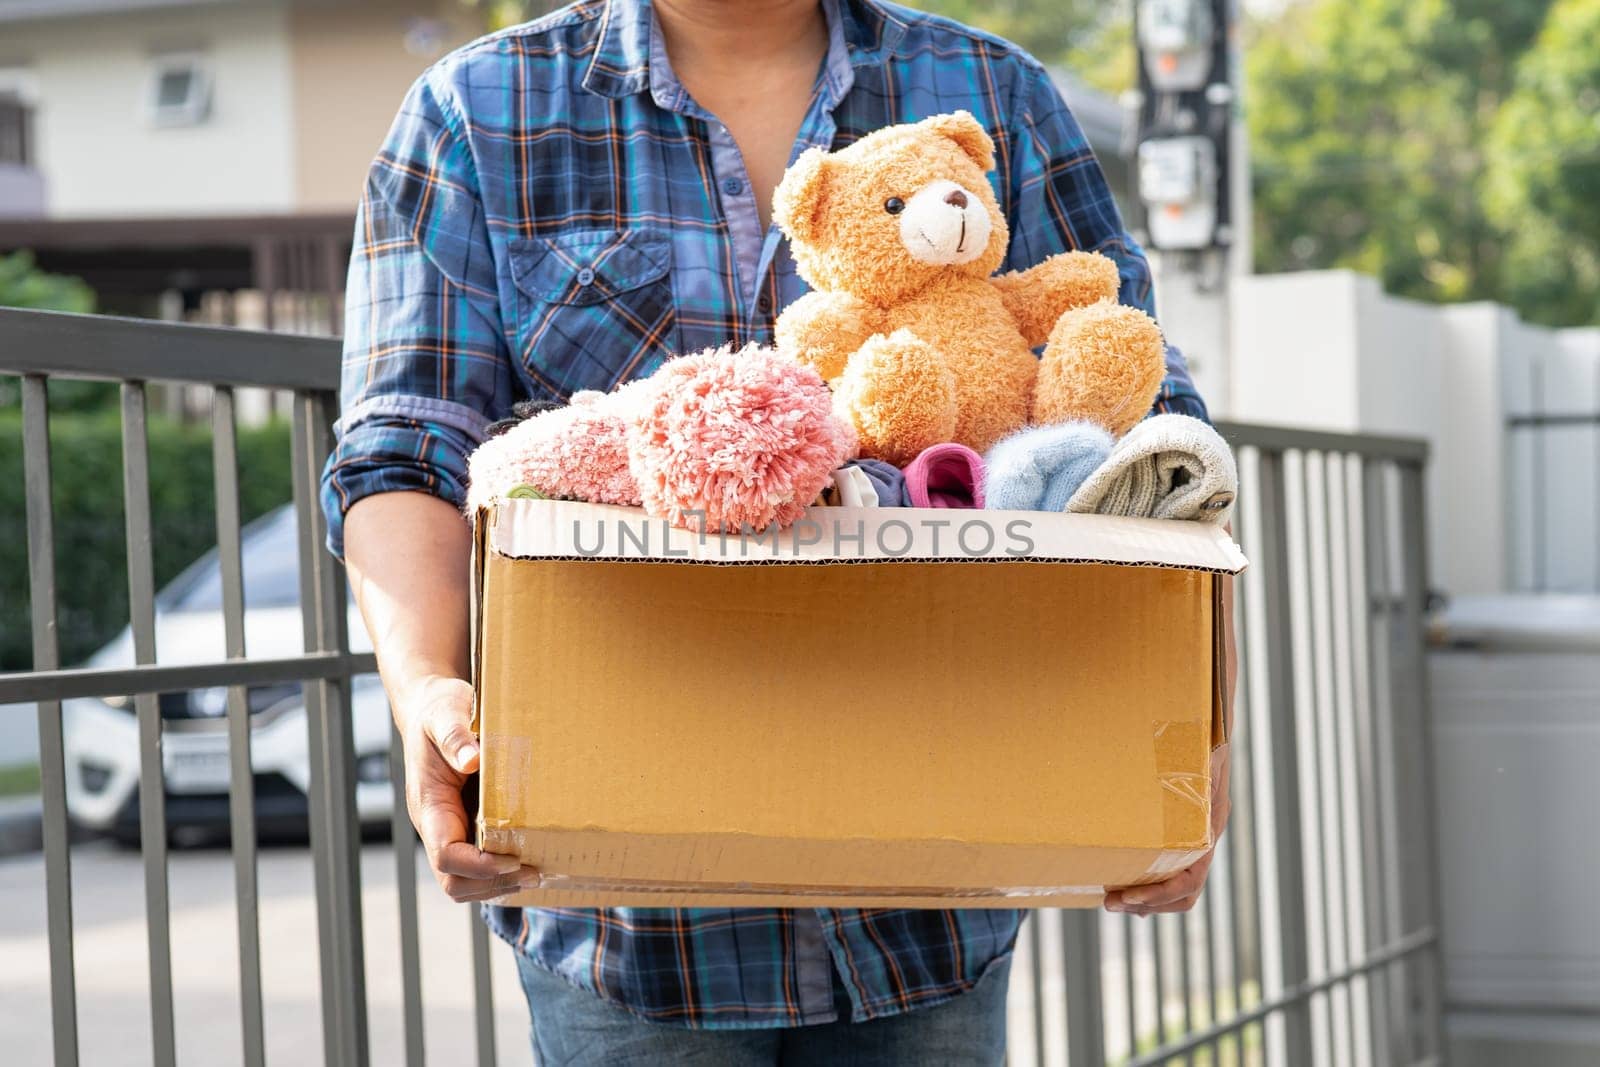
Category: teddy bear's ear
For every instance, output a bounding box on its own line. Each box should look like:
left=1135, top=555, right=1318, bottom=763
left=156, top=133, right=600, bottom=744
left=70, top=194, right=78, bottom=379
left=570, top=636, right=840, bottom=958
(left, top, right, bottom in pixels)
left=919, top=111, right=996, bottom=172
left=773, top=146, right=833, bottom=244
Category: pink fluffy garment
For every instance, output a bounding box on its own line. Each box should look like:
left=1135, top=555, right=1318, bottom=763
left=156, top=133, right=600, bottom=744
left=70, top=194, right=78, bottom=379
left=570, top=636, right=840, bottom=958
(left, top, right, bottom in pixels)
left=464, top=391, right=640, bottom=513
left=628, top=345, right=857, bottom=533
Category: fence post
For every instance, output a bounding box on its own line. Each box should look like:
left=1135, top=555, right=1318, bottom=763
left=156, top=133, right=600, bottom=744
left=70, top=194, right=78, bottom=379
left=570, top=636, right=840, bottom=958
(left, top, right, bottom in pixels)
left=1255, top=450, right=1315, bottom=1064
left=1395, top=461, right=1448, bottom=1063
left=1061, top=910, right=1106, bottom=1066
left=22, top=376, right=80, bottom=1067
left=293, top=390, right=369, bottom=1067
left=120, top=381, right=178, bottom=1067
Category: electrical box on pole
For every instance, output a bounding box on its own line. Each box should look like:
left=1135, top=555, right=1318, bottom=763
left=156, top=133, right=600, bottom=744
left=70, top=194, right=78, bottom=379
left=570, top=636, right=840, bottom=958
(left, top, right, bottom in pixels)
left=1131, top=0, right=1236, bottom=254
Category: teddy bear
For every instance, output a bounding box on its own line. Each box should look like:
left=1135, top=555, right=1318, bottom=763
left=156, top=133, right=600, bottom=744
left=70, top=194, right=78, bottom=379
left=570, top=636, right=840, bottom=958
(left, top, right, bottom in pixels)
left=772, top=111, right=1168, bottom=466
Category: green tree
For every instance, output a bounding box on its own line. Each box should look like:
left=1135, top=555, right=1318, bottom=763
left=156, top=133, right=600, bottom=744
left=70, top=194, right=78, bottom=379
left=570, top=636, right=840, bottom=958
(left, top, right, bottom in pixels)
left=0, top=250, right=93, bottom=314
left=1486, top=0, right=1600, bottom=326
left=1244, top=0, right=1596, bottom=324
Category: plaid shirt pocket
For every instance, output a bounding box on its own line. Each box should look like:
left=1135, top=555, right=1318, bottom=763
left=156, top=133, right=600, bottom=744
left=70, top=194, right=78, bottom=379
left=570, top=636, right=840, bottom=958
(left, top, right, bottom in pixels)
left=509, top=228, right=677, bottom=398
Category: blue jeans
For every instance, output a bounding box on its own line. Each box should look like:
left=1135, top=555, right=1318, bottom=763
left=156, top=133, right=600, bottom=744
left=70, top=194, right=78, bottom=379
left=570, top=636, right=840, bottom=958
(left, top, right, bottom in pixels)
left=514, top=953, right=1012, bottom=1066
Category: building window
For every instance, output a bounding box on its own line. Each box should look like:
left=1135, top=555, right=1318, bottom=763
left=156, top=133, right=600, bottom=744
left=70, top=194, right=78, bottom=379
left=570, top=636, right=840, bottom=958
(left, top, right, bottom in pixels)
left=0, top=94, right=32, bottom=166
left=149, top=53, right=212, bottom=127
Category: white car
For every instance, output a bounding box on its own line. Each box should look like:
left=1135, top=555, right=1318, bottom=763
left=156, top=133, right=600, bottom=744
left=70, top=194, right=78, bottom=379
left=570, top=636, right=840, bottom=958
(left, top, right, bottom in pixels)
left=62, top=505, right=395, bottom=842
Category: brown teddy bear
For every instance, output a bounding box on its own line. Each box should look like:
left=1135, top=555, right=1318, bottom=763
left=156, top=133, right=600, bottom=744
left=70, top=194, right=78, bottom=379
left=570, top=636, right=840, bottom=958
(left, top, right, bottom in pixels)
left=773, top=111, right=1167, bottom=466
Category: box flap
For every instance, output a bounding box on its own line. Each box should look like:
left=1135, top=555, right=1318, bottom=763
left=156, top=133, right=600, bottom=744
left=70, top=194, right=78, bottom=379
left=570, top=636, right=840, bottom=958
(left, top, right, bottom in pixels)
left=489, top=499, right=1249, bottom=574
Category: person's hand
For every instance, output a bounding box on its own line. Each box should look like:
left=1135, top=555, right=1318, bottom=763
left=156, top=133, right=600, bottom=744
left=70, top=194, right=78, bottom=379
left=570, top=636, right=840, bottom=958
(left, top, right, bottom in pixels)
left=398, top=674, right=541, bottom=902
left=1103, top=741, right=1231, bottom=915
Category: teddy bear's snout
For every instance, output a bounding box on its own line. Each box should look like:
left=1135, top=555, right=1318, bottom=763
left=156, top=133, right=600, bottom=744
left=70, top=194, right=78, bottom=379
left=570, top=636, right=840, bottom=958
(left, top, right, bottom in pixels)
left=898, top=179, right=993, bottom=268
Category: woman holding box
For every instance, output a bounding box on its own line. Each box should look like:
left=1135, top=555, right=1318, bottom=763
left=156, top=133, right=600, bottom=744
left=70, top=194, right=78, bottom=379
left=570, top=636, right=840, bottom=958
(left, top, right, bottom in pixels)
left=323, top=0, right=1235, bottom=1061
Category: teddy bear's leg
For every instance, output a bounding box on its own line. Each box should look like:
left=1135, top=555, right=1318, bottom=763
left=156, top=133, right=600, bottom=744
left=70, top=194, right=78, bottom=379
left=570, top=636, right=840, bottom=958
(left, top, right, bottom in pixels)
left=945, top=347, right=1037, bottom=455
left=834, top=329, right=958, bottom=467
left=1033, top=300, right=1167, bottom=438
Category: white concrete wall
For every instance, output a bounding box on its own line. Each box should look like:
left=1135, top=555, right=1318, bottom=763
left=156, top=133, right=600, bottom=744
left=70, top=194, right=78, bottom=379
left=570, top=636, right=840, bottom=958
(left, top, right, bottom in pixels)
left=1223, top=270, right=1599, bottom=597
left=5, top=1, right=295, bottom=218
left=1511, top=325, right=1600, bottom=593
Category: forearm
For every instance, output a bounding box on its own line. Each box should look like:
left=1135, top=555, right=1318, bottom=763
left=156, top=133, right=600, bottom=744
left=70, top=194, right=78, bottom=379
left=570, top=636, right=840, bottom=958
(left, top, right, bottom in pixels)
left=344, top=490, right=474, bottom=732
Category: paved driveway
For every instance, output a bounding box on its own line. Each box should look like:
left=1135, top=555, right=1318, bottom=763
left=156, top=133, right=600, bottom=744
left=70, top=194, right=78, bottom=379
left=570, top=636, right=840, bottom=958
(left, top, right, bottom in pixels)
left=0, top=840, right=534, bottom=1067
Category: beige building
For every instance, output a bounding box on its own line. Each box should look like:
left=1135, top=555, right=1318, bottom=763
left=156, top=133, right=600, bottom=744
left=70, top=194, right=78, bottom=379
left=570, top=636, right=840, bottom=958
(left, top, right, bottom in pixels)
left=0, top=0, right=479, bottom=324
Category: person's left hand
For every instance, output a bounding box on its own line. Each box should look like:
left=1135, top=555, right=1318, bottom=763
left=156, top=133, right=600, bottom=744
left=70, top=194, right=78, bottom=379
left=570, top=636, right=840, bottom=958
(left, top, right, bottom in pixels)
left=1103, top=740, right=1231, bottom=915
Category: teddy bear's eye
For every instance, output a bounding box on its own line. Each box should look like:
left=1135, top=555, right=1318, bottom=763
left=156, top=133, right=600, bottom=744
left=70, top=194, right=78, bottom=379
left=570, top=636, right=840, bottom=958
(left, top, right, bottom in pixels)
left=884, top=197, right=906, bottom=215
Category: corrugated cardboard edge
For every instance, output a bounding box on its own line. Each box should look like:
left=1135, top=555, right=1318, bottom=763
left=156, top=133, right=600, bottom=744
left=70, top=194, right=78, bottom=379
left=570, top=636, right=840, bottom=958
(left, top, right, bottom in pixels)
left=469, top=507, right=490, bottom=734
left=489, top=499, right=1250, bottom=574
left=1211, top=573, right=1229, bottom=748
left=490, top=887, right=1109, bottom=909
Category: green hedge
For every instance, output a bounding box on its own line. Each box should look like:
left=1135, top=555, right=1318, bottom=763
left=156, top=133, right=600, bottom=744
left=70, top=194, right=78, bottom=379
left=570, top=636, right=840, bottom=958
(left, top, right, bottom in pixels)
left=0, top=408, right=295, bottom=671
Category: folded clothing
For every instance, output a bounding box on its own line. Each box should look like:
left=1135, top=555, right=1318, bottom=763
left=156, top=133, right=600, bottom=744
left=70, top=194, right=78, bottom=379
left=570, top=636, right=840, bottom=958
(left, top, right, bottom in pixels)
left=983, top=421, right=1113, bottom=512
left=902, top=443, right=985, bottom=509
left=845, top=458, right=912, bottom=507
left=1066, top=413, right=1237, bottom=524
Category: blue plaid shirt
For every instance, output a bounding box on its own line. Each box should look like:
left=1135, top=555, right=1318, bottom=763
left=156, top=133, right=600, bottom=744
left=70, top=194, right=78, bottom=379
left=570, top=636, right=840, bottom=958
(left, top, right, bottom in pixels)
left=322, top=0, right=1207, bottom=1029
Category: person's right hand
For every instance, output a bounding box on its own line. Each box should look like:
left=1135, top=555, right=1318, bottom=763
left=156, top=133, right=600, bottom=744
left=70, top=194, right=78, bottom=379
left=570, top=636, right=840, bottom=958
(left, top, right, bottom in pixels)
left=399, top=674, right=541, bottom=902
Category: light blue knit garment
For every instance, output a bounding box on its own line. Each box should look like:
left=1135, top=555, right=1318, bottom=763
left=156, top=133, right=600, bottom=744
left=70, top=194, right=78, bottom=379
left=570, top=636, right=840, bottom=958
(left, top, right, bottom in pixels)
left=984, top=422, right=1115, bottom=512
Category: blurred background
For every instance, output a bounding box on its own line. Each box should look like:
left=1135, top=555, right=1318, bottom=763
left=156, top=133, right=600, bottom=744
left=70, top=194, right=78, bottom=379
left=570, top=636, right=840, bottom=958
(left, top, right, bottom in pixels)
left=0, top=1, right=1596, bottom=1065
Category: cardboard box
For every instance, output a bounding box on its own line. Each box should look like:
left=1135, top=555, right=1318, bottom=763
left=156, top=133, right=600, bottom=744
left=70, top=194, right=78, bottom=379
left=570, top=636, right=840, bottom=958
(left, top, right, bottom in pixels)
left=472, top=499, right=1247, bottom=908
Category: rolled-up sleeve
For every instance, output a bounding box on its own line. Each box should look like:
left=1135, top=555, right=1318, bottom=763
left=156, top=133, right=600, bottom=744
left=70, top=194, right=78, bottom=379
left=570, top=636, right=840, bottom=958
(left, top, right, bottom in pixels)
left=1002, top=63, right=1210, bottom=423
left=319, top=71, right=517, bottom=560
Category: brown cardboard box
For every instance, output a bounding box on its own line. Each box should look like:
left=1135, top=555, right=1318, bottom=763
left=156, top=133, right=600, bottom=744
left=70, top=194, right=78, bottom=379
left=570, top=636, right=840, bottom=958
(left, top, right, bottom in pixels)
left=472, top=500, right=1246, bottom=908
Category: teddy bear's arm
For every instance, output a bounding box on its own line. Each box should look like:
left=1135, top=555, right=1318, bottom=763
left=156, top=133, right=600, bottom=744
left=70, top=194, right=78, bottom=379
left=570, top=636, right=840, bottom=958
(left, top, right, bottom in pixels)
left=775, top=291, right=884, bottom=381
left=989, top=251, right=1122, bottom=348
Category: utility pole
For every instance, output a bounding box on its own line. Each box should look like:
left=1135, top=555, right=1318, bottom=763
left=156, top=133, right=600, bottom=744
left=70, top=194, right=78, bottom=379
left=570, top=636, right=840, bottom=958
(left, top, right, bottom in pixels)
left=1129, top=0, right=1249, bottom=416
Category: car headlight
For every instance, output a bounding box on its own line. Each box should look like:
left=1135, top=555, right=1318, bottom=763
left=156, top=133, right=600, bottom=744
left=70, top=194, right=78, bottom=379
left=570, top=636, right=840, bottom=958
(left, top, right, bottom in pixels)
left=188, top=683, right=302, bottom=718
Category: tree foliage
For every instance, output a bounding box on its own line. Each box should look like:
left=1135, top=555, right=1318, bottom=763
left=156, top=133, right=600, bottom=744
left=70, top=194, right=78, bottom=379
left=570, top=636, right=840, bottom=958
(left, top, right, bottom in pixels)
left=0, top=251, right=94, bottom=314
left=1485, top=0, right=1600, bottom=326
left=1247, top=0, right=1597, bottom=327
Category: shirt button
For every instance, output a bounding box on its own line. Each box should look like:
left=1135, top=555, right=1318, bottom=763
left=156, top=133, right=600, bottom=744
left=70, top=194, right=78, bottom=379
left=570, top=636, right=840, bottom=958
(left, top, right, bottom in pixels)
left=576, top=267, right=595, bottom=286
left=722, top=177, right=744, bottom=196
left=757, top=293, right=773, bottom=315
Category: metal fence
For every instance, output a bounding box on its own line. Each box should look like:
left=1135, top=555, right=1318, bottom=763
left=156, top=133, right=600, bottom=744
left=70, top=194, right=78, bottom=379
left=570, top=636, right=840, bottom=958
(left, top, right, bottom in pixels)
left=0, top=307, right=1445, bottom=1066
left=1009, top=422, right=1447, bottom=1067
